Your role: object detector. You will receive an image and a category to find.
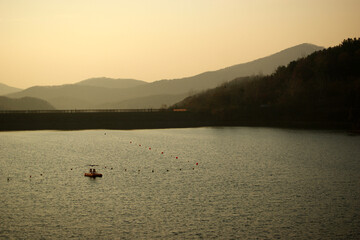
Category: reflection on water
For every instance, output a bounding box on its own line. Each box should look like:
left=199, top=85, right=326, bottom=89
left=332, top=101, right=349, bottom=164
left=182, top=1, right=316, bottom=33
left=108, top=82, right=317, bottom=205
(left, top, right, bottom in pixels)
left=1, top=128, right=360, bottom=239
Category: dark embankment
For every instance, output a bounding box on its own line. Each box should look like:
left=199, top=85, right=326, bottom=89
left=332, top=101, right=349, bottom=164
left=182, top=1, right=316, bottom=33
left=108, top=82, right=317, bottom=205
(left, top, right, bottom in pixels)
left=0, top=109, right=355, bottom=131
left=0, top=110, right=215, bottom=131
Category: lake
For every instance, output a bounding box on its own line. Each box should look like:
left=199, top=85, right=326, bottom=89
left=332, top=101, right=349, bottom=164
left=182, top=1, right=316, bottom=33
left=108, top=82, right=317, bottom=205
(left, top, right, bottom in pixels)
left=1, top=127, right=360, bottom=239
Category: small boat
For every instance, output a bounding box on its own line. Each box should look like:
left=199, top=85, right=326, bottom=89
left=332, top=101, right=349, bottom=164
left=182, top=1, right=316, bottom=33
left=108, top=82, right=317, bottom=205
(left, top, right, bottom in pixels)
left=84, top=168, right=102, bottom=178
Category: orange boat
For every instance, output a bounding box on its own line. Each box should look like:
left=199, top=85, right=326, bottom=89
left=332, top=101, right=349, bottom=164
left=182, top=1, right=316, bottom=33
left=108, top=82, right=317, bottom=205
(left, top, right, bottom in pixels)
left=84, top=168, right=102, bottom=178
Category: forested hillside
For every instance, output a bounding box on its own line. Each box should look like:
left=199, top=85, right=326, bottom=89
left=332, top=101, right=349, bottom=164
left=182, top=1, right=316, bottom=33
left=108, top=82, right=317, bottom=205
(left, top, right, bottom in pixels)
left=174, top=38, right=360, bottom=129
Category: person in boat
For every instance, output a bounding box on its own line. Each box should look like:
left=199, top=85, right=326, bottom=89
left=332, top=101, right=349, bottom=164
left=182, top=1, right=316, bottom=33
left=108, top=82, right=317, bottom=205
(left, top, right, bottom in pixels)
left=85, top=168, right=102, bottom=177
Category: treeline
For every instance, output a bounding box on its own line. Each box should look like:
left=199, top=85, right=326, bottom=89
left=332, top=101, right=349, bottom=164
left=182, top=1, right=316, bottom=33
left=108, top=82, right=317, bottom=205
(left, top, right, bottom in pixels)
left=173, top=38, right=360, bottom=129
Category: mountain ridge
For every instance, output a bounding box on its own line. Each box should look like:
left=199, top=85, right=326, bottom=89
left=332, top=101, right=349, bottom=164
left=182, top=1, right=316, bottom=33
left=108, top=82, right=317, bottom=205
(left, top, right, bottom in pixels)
left=0, top=83, right=22, bottom=95
left=76, top=77, right=147, bottom=89
left=6, top=43, right=323, bottom=109
left=0, top=96, right=55, bottom=110
left=173, top=38, right=360, bottom=128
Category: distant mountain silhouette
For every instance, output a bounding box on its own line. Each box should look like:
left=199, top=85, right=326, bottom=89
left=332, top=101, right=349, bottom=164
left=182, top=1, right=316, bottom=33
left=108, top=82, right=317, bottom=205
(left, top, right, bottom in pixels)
left=0, top=83, right=22, bottom=95
left=76, top=77, right=147, bottom=89
left=8, top=43, right=323, bottom=109
left=8, top=84, right=120, bottom=109
left=173, top=38, right=360, bottom=128
left=100, top=93, right=188, bottom=109
left=132, top=43, right=323, bottom=96
left=101, top=43, right=323, bottom=108
left=0, top=96, right=55, bottom=110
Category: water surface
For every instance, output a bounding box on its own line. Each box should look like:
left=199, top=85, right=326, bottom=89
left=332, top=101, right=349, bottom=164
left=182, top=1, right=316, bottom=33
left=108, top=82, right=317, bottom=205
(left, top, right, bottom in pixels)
left=1, top=127, right=360, bottom=239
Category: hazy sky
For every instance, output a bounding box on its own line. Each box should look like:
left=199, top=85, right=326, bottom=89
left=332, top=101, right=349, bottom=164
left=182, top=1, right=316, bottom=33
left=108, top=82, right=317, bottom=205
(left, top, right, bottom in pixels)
left=1, top=0, right=359, bottom=89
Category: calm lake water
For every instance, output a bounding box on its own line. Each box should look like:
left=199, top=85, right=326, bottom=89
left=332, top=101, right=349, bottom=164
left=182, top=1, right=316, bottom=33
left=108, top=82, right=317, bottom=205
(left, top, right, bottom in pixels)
left=1, top=127, right=360, bottom=239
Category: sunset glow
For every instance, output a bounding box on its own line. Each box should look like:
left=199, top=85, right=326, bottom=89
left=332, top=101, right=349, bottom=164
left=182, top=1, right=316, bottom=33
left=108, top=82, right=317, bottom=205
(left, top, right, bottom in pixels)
left=1, top=0, right=359, bottom=88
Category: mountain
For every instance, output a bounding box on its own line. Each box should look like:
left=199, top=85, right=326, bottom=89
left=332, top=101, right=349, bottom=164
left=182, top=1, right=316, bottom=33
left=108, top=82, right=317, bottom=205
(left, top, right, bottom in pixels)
left=173, top=38, right=360, bottom=128
left=101, top=43, right=323, bottom=109
left=8, top=43, right=323, bottom=109
left=131, top=43, right=323, bottom=95
left=0, top=83, right=22, bottom=95
left=8, top=84, right=121, bottom=109
left=100, top=93, right=188, bottom=109
left=76, top=77, right=147, bottom=89
left=0, top=96, right=55, bottom=110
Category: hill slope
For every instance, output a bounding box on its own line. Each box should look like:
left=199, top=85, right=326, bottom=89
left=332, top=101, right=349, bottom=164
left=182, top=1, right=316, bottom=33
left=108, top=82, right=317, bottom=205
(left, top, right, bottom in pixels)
left=76, top=77, right=147, bottom=89
left=8, top=85, right=120, bottom=109
left=100, top=93, right=188, bottom=109
left=8, top=43, right=323, bottom=109
left=147, top=43, right=323, bottom=94
left=0, top=96, right=55, bottom=110
left=0, top=83, right=22, bottom=95
left=174, top=38, right=360, bottom=128
left=105, top=43, right=323, bottom=100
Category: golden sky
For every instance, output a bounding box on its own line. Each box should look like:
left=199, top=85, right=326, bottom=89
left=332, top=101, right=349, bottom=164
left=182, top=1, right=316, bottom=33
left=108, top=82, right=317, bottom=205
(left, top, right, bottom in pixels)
left=1, top=0, right=359, bottom=88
